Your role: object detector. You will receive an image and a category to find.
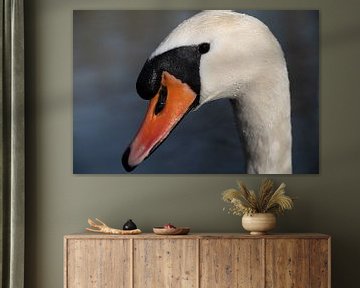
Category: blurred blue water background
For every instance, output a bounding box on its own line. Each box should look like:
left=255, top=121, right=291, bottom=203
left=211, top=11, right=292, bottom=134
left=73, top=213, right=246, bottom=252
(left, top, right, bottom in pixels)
left=73, top=10, right=319, bottom=174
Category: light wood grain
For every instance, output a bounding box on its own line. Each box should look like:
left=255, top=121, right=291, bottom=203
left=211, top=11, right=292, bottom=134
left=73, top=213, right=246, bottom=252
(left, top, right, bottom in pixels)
left=133, top=239, right=198, bottom=288
left=64, top=233, right=330, bottom=288
left=200, top=239, right=264, bottom=288
left=310, top=239, right=330, bottom=288
left=65, top=233, right=330, bottom=240
left=265, top=239, right=310, bottom=288
left=66, top=239, right=131, bottom=288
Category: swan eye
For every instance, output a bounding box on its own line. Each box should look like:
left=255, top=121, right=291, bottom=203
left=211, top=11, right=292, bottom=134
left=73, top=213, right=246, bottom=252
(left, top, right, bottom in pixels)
left=155, top=85, right=167, bottom=115
left=198, top=43, right=210, bottom=54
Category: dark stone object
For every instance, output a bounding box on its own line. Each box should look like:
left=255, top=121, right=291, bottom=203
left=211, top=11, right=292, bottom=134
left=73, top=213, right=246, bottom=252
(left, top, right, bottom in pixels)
left=123, top=219, right=137, bottom=230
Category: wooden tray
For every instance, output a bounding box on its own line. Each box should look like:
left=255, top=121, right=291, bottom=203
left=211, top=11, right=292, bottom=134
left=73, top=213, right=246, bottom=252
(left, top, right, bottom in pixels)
left=153, top=227, right=190, bottom=235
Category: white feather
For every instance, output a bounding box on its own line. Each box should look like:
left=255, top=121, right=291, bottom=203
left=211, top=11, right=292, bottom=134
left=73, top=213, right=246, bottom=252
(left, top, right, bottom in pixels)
left=152, top=10, right=292, bottom=174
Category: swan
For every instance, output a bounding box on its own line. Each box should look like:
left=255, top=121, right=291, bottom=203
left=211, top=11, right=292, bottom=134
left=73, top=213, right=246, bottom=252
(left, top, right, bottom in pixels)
left=122, top=10, right=292, bottom=174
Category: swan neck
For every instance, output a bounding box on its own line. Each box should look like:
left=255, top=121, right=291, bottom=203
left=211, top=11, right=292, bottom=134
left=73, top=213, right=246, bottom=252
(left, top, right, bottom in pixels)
left=231, top=83, right=292, bottom=174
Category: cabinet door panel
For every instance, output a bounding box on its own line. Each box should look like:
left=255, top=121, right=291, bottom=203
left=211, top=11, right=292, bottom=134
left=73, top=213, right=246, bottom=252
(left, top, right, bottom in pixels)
left=265, top=239, right=310, bottom=288
left=310, top=239, right=330, bottom=288
left=66, top=239, right=131, bottom=288
left=134, top=239, right=198, bottom=288
left=200, top=239, right=264, bottom=288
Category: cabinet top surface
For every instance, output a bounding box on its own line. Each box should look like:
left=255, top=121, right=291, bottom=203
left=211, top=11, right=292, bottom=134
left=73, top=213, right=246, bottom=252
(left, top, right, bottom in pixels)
left=64, top=232, right=330, bottom=240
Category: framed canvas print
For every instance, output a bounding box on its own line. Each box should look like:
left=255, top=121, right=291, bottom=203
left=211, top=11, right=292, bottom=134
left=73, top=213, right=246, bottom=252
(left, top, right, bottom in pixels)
left=73, top=10, right=319, bottom=174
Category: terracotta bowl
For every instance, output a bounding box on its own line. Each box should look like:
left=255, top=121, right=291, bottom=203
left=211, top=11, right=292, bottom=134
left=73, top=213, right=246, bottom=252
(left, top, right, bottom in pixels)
left=153, top=227, right=190, bottom=235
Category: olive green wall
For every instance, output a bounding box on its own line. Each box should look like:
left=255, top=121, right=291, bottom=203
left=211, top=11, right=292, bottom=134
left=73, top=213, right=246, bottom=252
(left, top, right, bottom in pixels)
left=25, top=0, right=360, bottom=287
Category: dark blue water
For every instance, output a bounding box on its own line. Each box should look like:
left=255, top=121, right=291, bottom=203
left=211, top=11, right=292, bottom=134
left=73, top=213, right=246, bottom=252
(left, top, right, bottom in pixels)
left=73, top=10, right=319, bottom=174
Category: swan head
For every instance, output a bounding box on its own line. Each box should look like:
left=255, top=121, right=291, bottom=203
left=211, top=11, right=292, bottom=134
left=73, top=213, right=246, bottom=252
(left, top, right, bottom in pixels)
left=122, top=10, right=289, bottom=172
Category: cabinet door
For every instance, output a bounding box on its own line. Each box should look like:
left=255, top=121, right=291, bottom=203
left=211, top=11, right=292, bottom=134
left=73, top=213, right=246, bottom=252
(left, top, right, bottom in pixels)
left=266, top=239, right=310, bottom=288
left=200, top=239, right=264, bottom=288
left=66, top=239, right=131, bottom=288
left=309, top=239, right=330, bottom=288
left=134, top=239, right=198, bottom=288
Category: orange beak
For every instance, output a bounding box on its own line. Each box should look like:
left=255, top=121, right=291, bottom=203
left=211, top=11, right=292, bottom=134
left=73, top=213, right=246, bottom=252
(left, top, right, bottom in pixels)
left=122, top=71, right=197, bottom=171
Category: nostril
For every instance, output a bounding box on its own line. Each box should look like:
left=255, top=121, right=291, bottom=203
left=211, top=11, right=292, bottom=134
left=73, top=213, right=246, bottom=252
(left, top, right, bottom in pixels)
left=155, top=85, right=168, bottom=115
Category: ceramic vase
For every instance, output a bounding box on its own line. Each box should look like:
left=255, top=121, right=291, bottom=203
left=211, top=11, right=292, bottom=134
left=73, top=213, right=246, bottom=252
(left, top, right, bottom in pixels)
left=242, top=213, right=276, bottom=235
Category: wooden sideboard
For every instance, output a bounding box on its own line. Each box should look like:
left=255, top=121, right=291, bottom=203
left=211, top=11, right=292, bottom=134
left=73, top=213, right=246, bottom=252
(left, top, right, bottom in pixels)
left=64, top=233, right=330, bottom=288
